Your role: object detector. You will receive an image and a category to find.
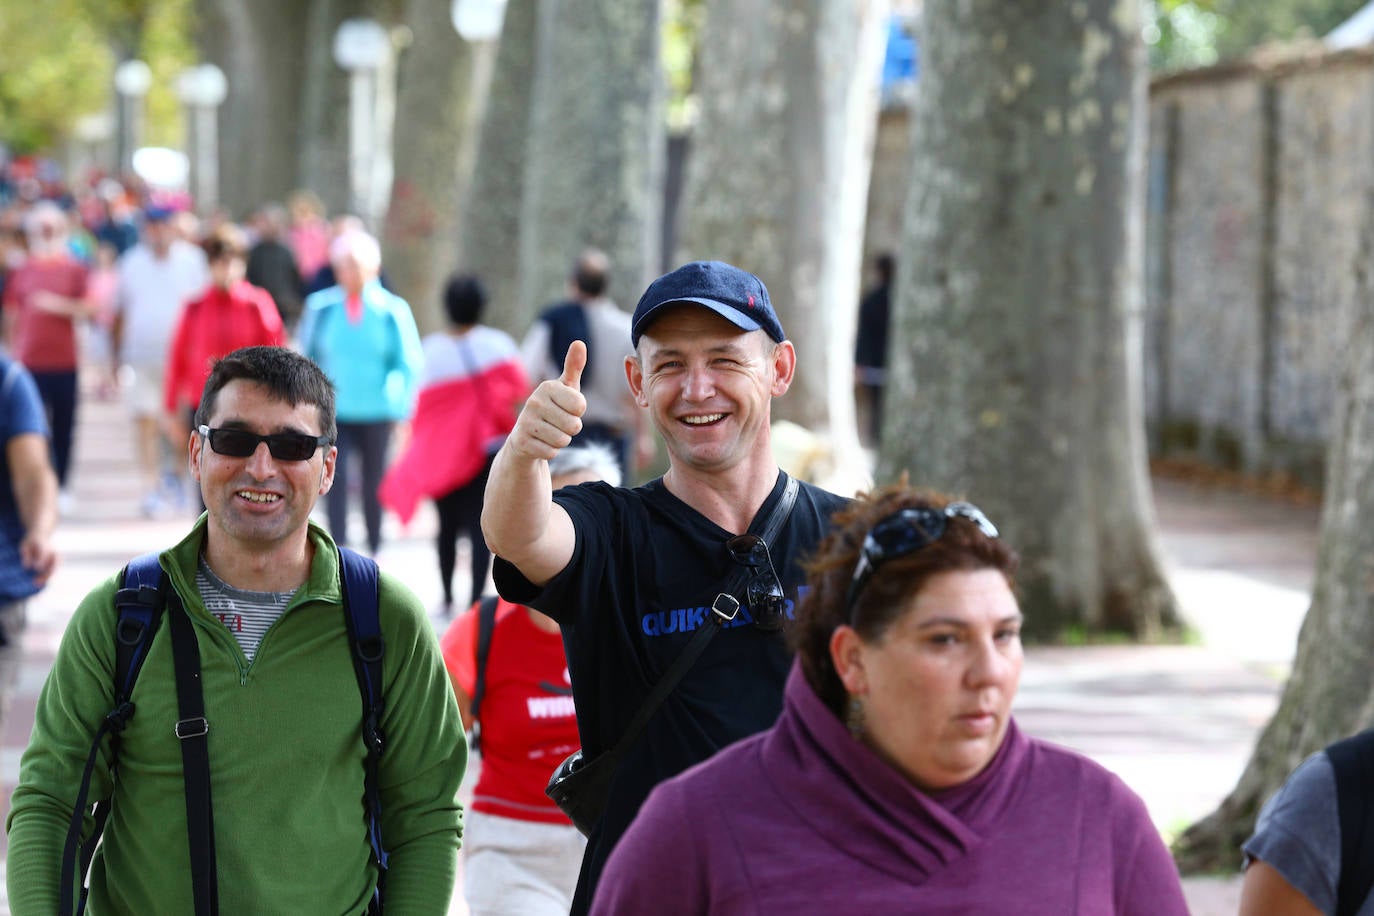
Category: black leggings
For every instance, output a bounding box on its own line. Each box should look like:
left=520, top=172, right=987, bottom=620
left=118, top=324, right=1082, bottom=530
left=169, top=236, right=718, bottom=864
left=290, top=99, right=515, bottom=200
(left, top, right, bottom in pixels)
left=433, top=453, right=494, bottom=609
left=328, top=420, right=393, bottom=554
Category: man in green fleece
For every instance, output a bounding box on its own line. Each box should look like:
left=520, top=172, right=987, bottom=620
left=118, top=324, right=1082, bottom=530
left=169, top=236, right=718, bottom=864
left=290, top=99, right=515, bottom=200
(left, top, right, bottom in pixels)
left=6, top=345, right=466, bottom=914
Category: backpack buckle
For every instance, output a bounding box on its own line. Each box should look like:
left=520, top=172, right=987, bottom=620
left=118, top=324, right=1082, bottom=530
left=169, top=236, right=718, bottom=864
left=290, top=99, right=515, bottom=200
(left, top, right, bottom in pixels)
left=174, top=717, right=209, bottom=740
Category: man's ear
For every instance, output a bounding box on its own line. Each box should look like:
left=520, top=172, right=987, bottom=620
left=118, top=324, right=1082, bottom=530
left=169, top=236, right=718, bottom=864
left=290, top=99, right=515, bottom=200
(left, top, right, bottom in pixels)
left=770, top=341, right=796, bottom=397
left=625, top=354, right=648, bottom=408
left=829, top=625, right=868, bottom=695
left=318, top=445, right=337, bottom=495
left=188, top=428, right=203, bottom=482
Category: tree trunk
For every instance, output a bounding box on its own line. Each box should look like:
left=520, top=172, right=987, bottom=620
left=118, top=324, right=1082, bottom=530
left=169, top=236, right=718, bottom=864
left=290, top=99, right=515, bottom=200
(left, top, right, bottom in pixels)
left=196, top=0, right=311, bottom=217
left=881, top=0, right=1178, bottom=639
left=1174, top=197, right=1374, bottom=872
left=673, top=0, right=885, bottom=466
left=381, top=0, right=492, bottom=334
left=296, top=0, right=379, bottom=218
left=456, top=0, right=540, bottom=338
left=517, top=0, right=664, bottom=314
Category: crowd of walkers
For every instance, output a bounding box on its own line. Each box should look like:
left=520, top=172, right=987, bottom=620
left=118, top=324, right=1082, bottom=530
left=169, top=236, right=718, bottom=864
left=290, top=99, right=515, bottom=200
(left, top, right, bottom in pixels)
left=0, top=159, right=1352, bottom=916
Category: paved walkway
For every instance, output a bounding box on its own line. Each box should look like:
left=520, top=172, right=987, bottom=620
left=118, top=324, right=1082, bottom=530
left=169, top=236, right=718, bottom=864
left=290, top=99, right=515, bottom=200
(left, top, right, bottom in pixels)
left=0, top=385, right=1318, bottom=913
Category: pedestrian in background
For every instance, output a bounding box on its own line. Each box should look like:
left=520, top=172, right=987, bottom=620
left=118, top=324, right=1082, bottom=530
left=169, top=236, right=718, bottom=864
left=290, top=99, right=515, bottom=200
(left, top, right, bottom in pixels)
left=298, top=229, right=422, bottom=556
left=245, top=203, right=303, bottom=332
left=379, top=273, right=528, bottom=613
left=854, top=252, right=893, bottom=448
left=163, top=223, right=286, bottom=512
left=0, top=355, right=58, bottom=646
left=112, top=205, right=208, bottom=517
left=1, top=201, right=91, bottom=512
left=520, top=248, right=652, bottom=480
left=443, top=443, right=621, bottom=916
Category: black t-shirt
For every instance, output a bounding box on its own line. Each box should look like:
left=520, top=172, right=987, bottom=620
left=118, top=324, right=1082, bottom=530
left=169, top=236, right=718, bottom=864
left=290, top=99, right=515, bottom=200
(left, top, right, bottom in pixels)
left=493, top=470, right=849, bottom=914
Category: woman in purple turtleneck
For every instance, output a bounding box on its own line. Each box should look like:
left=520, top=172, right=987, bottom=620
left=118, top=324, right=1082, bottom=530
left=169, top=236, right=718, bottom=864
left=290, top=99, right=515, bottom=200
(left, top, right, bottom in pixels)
left=592, top=485, right=1189, bottom=915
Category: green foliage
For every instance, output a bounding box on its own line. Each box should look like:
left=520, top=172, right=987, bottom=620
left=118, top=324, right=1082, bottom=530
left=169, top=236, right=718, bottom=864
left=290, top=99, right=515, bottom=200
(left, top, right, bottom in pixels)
left=0, top=2, right=114, bottom=153
left=1146, top=0, right=1372, bottom=70
left=662, top=0, right=706, bottom=130
left=0, top=0, right=194, bottom=156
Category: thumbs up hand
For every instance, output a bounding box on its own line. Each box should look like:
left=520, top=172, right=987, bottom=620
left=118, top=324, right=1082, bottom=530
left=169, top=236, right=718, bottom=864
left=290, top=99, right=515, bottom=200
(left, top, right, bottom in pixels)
left=508, top=341, right=589, bottom=461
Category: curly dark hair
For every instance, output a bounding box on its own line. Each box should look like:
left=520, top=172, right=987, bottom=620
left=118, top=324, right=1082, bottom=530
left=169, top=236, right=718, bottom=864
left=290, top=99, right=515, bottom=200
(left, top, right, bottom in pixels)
left=788, top=484, right=1019, bottom=717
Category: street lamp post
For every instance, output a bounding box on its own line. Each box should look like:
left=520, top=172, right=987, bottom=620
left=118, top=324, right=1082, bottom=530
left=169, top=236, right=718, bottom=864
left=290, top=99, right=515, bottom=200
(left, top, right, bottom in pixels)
left=332, top=19, right=391, bottom=229
left=176, top=64, right=228, bottom=215
left=451, top=0, right=508, bottom=41
left=113, top=59, right=153, bottom=177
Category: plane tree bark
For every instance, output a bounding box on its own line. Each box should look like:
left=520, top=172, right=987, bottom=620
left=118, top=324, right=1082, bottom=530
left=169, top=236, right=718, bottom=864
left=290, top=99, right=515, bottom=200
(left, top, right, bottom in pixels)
left=881, top=0, right=1179, bottom=639
left=674, top=0, right=887, bottom=467
left=517, top=0, right=664, bottom=314
left=1175, top=197, right=1374, bottom=871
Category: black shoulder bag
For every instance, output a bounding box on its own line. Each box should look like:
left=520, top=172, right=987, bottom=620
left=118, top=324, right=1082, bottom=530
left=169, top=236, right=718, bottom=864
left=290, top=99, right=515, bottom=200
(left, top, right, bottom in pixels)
left=545, top=474, right=800, bottom=836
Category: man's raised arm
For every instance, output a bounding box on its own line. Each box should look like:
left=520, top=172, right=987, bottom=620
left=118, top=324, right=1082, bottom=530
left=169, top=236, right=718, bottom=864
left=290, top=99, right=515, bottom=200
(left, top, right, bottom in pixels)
left=481, top=341, right=587, bottom=587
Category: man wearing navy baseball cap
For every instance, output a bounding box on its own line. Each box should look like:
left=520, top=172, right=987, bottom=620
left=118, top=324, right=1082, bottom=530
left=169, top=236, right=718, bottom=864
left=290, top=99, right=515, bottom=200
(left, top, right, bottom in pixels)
left=483, top=259, right=847, bottom=914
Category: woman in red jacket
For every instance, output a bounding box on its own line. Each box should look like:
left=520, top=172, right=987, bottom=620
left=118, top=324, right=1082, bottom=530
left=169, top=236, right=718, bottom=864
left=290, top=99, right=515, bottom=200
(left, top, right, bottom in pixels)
left=163, top=224, right=285, bottom=511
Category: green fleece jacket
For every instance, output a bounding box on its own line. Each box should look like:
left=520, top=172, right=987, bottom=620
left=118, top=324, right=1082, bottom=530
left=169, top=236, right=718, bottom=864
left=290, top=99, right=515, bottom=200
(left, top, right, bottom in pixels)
left=6, top=519, right=466, bottom=914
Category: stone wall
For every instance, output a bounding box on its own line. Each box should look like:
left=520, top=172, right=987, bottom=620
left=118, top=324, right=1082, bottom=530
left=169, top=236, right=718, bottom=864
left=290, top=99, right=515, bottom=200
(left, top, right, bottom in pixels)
left=1145, top=48, right=1374, bottom=487
left=858, top=48, right=1374, bottom=490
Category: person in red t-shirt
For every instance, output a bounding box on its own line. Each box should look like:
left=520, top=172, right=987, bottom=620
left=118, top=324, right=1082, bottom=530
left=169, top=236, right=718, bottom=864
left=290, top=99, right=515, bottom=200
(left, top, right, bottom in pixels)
left=441, top=443, right=621, bottom=916
left=1, top=202, right=92, bottom=503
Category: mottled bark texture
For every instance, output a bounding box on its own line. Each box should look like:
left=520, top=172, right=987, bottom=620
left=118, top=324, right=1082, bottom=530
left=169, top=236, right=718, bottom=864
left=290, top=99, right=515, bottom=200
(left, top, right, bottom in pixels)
left=881, top=0, right=1178, bottom=639
left=196, top=0, right=312, bottom=216
left=297, top=0, right=381, bottom=217
left=457, top=0, right=540, bottom=337
left=1175, top=194, right=1374, bottom=871
left=517, top=0, right=664, bottom=316
left=197, top=0, right=382, bottom=217
left=382, top=0, right=489, bottom=334
left=676, top=0, right=887, bottom=446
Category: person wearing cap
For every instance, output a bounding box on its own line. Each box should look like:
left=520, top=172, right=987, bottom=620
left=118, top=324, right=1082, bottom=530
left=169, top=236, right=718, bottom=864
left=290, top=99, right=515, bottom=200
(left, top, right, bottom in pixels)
left=113, top=205, right=209, bottom=517
left=519, top=248, right=652, bottom=480
left=482, top=259, right=849, bottom=915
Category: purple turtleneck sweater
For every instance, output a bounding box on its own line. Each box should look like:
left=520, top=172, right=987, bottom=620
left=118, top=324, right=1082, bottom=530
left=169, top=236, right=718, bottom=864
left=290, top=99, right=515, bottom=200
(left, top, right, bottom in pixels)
left=592, top=664, right=1188, bottom=915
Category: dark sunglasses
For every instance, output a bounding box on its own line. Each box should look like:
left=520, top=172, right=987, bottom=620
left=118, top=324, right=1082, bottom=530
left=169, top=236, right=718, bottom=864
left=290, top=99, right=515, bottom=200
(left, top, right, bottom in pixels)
left=198, top=425, right=332, bottom=462
left=726, top=534, right=787, bottom=630
left=845, top=501, right=1000, bottom=613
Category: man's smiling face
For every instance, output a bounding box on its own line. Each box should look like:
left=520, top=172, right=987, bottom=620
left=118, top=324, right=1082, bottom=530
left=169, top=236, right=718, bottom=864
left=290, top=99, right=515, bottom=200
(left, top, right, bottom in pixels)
left=191, top=379, right=336, bottom=553
left=628, top=306, right=792, bottom=476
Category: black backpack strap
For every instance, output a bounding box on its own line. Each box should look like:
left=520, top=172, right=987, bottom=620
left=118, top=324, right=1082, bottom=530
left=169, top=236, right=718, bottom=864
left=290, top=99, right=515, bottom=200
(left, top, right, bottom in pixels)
left=469, top=594, right=501, bottom=750
left=1329, top=729, right=1374, bottom=916
left=338, top=547, right=388, bottom=914
left=165, top=590, right=218, bottom=916
left=60, top=553, right=166, bottom=916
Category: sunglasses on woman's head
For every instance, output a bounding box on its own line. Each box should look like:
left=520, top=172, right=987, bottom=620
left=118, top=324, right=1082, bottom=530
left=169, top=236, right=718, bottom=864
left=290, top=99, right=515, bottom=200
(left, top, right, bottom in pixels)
left=845, top=501, right=999, bottom=614
left=198, top=425, right=332, bottom=462
left=726, top=534, right=787, bottom=630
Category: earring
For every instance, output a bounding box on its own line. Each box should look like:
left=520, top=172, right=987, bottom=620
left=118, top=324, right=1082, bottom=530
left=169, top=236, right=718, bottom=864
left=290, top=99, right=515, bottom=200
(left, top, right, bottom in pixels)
left=846, top=694, right=865, bottom=740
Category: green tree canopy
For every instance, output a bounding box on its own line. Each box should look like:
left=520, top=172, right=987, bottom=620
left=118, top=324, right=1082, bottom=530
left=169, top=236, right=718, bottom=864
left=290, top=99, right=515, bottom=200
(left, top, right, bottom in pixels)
left=0, top=0, right=193, bottom=155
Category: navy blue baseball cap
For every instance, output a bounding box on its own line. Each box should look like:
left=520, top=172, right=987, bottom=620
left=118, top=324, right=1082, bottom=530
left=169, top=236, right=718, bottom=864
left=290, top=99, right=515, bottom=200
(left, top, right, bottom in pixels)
left=631, top=260, right=786, bottom=347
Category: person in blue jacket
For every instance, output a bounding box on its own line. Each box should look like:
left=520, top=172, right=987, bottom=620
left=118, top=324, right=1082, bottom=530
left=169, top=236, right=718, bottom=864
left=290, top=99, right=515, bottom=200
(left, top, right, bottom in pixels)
left=297, top=228, right=422, bottom=555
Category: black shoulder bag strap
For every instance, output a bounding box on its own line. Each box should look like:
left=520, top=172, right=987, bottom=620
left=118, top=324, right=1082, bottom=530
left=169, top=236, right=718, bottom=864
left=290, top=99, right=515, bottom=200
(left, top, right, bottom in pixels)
left=602, top=474, right=800, bottom=765
left=165, top=590, right=218, bottom=916
left=1329, top=728, right=1374, bottom=916
left=469, top=594, right=501, bottom=751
